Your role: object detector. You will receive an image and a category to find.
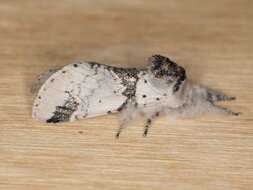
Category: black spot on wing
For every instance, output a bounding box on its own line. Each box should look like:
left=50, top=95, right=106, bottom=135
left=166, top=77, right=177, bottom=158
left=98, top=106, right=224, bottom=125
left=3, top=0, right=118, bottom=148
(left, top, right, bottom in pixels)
left=88, top=61, right=100, bottom=69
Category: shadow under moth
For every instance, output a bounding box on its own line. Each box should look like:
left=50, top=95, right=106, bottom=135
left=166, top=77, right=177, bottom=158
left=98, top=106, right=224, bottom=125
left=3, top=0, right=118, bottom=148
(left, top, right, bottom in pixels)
left=32, top=55, right=239, bottom=137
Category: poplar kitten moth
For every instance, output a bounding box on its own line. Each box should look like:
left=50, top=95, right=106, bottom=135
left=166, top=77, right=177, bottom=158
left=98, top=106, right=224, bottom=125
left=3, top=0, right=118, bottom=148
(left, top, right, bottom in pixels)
left=32, top=55, right=239, bottom=137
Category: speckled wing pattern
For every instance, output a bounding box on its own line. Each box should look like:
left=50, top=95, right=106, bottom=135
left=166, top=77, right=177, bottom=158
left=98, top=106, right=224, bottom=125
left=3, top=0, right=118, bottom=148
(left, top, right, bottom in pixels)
left=33, top=55, right=239, bottom=137
left=32, top=62, right=140, bottom=123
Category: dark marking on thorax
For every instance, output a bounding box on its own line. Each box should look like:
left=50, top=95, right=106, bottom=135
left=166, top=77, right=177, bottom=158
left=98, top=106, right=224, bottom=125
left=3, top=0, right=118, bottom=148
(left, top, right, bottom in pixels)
left=173, top=68, right=186, bottom=93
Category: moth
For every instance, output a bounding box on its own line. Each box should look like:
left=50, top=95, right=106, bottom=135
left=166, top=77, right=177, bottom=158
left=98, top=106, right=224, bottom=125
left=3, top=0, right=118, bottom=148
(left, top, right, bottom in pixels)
left=32, top=55, right=239, bottom=137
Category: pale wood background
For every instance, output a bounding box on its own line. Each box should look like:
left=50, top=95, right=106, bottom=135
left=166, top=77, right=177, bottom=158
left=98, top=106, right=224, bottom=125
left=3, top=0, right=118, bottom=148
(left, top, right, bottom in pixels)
left=0, top=0, right=253, bottom=190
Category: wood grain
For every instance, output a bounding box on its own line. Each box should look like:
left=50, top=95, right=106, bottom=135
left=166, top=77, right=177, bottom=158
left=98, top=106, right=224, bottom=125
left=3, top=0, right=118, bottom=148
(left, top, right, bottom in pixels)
left=0, top=0, right=253, bottom=189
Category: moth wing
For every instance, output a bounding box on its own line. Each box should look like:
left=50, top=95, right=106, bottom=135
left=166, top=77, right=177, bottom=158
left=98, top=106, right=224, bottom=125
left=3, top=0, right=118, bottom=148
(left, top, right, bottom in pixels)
left=31, top=69, right=59, bottom=95
left=32, top=62, right=127, bottom=123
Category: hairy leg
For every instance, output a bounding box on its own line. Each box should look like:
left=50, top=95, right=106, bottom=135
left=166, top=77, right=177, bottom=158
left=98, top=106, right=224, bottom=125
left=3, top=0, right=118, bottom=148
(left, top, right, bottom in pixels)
left=143, top=119, right=152, bottom=137
left=143, top=111, right=160, bottom=137
left=206, top=89, right=236, bottom=102
left=207, top=103, right=240, bottom=116
left=116, top=102, right=139, bottom=138
left=116, top=118, right=129, bottom=138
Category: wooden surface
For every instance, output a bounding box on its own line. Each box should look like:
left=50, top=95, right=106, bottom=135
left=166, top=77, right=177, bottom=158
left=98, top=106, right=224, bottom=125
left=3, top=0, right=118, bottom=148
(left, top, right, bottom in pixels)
left=0, top=0, right=253, bottom=189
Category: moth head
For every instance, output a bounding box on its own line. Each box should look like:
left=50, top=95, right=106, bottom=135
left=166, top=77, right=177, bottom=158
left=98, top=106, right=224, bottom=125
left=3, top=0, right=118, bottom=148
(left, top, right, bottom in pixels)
left=147, top=55, right=186, bottom=85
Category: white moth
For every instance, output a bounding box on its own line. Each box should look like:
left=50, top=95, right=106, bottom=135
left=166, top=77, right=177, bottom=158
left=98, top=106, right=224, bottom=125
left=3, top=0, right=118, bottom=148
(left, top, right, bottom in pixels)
left=32, top=55, right=239, bottom=137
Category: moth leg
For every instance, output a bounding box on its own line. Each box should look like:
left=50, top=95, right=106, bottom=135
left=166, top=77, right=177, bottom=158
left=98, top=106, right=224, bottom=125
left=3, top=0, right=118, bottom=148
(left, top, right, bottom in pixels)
left=143, top=119, right=152, bottom=137
left=143, top=112, right=160, bottom=137
left=116, top=102, right=137, bottom=138
left=207, top=104, right=240, bottom=116
left=116, top=119, right=129, bottom=138
left=207, top=89, right=236, bottom=102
